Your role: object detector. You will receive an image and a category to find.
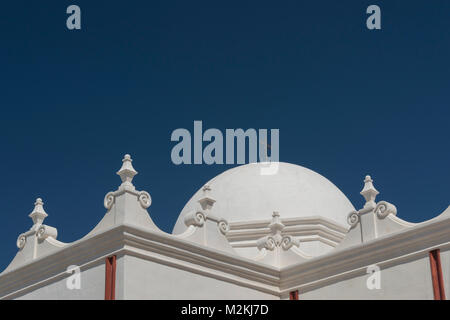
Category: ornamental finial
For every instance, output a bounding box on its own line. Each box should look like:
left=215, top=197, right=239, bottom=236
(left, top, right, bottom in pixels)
left=360, top=175, right=379, bottom=209
left=104, top=155, right=151, bottom=211
left=117, top=154, right=138, bottom=189
left=198, top=184, right=215, bottom=210
left=29, top=198, right=48, bottom=225
left=269, top=211, right=284, bottom=234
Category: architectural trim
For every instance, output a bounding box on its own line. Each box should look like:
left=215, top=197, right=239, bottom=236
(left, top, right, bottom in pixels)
left=0, top=224, right=281, bottom=298
left=227, top=217, right=347, bottom=246
left=280, top=214, right=450, bottom=292
left=1, top=155, right=449, bottom=300
left=3, top=213, right=450, bottom=299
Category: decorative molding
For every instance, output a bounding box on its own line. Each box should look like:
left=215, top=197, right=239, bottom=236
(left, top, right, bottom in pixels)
left=229, top=216, right=347, bottom=233
left=183, top=184, right=230, bottom=236
left=104, top=192, right=115, bottom=210
left=3, top=157, right=449, bottom=299
left=257, top=236, right=277, bottom=251
left=104, top=188, right=152, bottom=211
left=256, top=212, right=300, bottom=251
left=16, top=234, right=27, bottom=250
left=227, top=216, right=347, bottom=252
left=103, top=155, right=152, bottom=211
left=138, top=191, right=152, bottom=209
left=0, top=224, right=280, bottom=299
left=352, top=175, right=397, bottom=221
left=280, top=212, right=450, bottom=290
left=184, top=211, right=206, bottom=227
left=13, top=198, right=58, bottom=251
left=281, top=235, right=300, bottom=250
left=374, top=201, right=397, bottom=219
left=218, top=219, right=230, bottom=235
left=37, top=225, right=57, bottom=241
left=347, top=211, right=360, bottom=229
left=3, top=207, right=450, bottom=299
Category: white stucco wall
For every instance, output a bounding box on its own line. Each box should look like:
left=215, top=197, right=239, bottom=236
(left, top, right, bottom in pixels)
left=122, top=255, right=278, bottom=299
left=299, top=255, right=434, bottom=299
left=14, top=261, right=105, bottom=300
left=296, top=240, right=335, bottom=257
left=115, top=255, right=125, bottom=300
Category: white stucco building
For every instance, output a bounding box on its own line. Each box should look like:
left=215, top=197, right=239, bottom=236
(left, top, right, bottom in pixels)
left=0, top=155, right=448, bottom=299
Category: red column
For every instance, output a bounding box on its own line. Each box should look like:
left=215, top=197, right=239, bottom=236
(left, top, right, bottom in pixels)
left=289, top=290, right=299, bottom=300
left=105, top=255, right=116, bottom=300
left=429, top=249, right=446, bottom=300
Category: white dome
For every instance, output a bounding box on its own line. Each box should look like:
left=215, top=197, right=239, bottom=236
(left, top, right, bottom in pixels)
left=172, top=162, right=355, bottom=234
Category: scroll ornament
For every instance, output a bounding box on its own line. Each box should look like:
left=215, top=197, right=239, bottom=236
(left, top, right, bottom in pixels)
left=16, top=234, right=26, bottom=249
left=218, top=219, right=230, bottom=235
left=37, top=225, right=58, bottom=241
left=257, top=235, right=300, bottom=251
left=184, top=211, right=206, bottom=227
left=184, top=210, right=230, bottom=235
left=103, top=189, right=152, bottom=211
left=347, top=211, right=360, bottom=229
left=103, top=154, right=152, bottom=211
left=374, top=201, right=397, bottom=219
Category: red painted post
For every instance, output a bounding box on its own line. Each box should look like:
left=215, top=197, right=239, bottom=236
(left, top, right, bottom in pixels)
left=105, top=255, right=116, bottom=300
left=289, top=290, right=299, bottom=300
left=429, top=249, right=446, bottom=300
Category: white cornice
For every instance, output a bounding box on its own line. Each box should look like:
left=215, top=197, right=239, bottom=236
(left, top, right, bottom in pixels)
left=0, top=227, right=125, bottom=298
left=0, top=224, right=280, bottom=299
left=229, top=216, right=347, bottom=232
left=280, top=214, right=450, bottom=291
left=3, top=156, right=448, bottom=299
left=2, top=212, right=450, bottom=299
left=227, top=216, right=347, bottom=256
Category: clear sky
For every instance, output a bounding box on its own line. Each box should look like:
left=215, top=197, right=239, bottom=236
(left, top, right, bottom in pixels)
left=0, top=1, right=448, bottom=272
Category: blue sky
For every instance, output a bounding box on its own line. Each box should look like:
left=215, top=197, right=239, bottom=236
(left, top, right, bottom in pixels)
left=0, top=1, right=449, bottom=272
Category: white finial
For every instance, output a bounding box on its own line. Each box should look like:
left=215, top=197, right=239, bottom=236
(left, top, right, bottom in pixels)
left=360, top=175, right=379, bottom=208
left=198, top=184, right=216, bottom=210
left=269, top=211, right=284, bottom=234
left=29, top=198, right=48, bottom=225
left=117, top=154, right=138, bottom=189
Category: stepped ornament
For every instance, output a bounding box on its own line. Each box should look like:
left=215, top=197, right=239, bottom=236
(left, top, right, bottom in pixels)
left=103, top=154, right=152, bottom=211
left=347, top=175, right=398, bottom=228
left=360, top=175, right=379, bottom=209
left=184, top=184, right=229, bottom=235
left=16, top=198, right=58, bottom=249
left=256, top=212, right=300, bottom=251
left=347, top=210, right=360, bottom=229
